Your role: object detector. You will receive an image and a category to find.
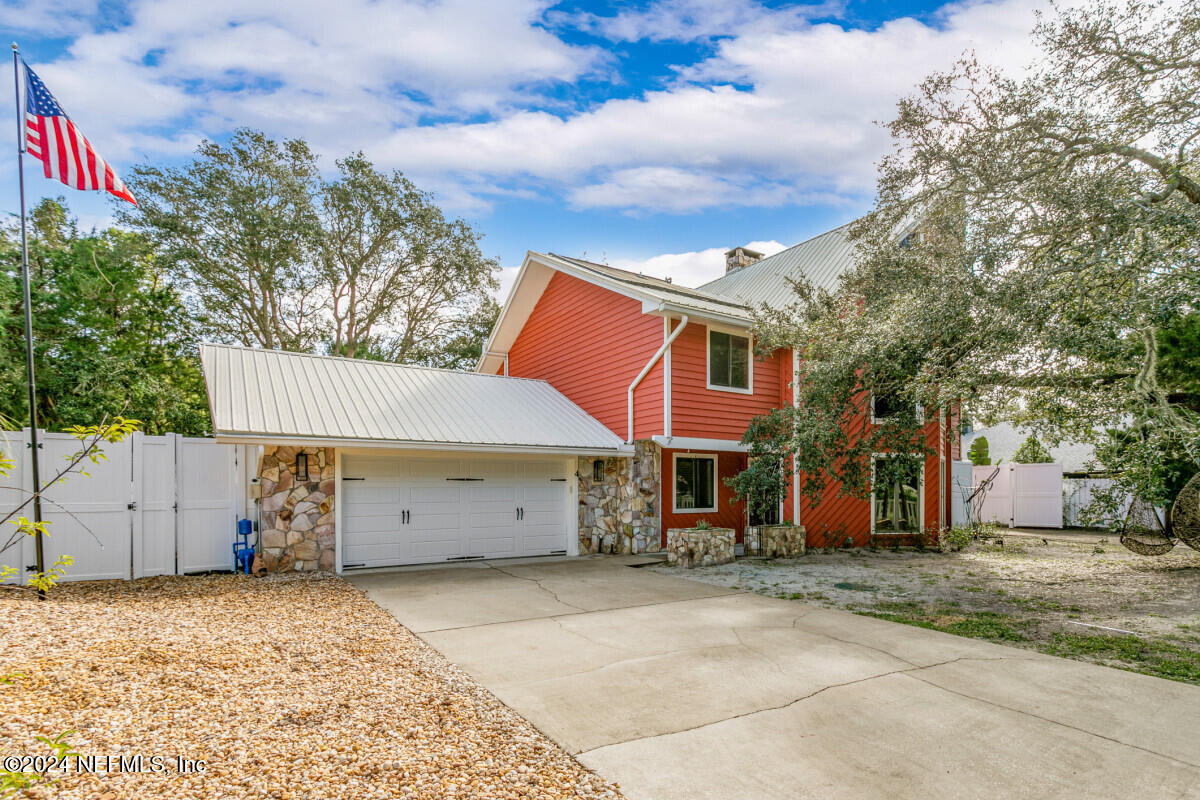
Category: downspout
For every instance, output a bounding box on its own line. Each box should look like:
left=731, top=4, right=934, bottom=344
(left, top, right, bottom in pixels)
left=628, top=315, right=688, bottom=443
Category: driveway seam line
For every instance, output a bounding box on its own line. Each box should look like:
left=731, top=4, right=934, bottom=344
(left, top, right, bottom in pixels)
left=575, top=656, right=1033, bottom=756
left=416, top=591, right=746, bottom=633
left=905, top=672, right=1200, bottom=770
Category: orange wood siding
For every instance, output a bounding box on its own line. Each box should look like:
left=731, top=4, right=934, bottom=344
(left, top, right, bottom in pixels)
left=669, top=321, right=783, bottom=440
left=661, top=448, right=747, bottom=545
left=506, top=271, right=664, bottom=440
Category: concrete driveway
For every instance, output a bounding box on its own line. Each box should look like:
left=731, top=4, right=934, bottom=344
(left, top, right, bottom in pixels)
left=350, top=556, right=1200, bottom=800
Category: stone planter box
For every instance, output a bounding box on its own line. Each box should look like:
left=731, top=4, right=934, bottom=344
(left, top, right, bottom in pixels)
left=666, top=527, right=735, bottom=568
left=745, top=525, right=806, bottom=558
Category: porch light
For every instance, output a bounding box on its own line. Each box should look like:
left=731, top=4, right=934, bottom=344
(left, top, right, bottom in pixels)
left=593, top=460, right=604, bottom=481
left=296, top=452, right=309, bottom=482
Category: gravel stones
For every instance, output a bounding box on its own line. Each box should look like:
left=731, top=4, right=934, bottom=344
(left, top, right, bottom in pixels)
left=0, top=575, right=624, bottom=800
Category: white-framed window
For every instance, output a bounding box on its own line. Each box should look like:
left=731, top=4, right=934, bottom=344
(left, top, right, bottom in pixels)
left=673, top=453, right=717, bottom=513
left=870, top=454, right=924, bottom=534
left=870, top=394, right=924, bottom=425
left=707, top=325, right=752, bottom=394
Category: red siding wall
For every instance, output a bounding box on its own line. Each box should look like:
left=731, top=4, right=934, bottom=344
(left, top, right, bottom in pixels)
left=661, top=448, right=747, bottom=544
left=507, top=271, right=664, bottom=440
left=796, top=415, right=949, bottom=547
left=669, top=321, right=782, bottom=440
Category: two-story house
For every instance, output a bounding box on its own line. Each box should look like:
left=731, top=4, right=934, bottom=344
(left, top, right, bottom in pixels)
left=478, top=222, right=958, bottom=554
left=200, top=221, right=958, bottom=573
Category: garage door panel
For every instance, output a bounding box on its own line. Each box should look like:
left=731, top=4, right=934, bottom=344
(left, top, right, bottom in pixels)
left=341, top=454, right=568, bottom=568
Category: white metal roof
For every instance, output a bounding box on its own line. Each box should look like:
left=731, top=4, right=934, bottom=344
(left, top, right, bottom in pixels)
left=699, top=222, right=857, bottom=307
left=547, top=253, right=752, bottom=322
left=200, top=343, right=628, bottom=453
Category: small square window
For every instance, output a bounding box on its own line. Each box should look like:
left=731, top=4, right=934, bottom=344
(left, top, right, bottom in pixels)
left=593, top=459, right=605, bottom=482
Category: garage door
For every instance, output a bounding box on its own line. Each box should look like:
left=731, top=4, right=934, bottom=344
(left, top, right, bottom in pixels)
left=341, top=453, right=570, bottom=568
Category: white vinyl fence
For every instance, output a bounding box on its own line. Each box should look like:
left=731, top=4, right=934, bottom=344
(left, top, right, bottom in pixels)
left=0, top=430, right=246, bottom=584
left=1063, top=477, right=1129, bottom=528
left=971, top=463, right=1064, bottom=529
left=951, top=460, right=973, bottom=527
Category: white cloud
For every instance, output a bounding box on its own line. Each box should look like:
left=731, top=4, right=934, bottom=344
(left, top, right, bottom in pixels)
left=610, top=239, right=789, bottom=288
left=374, top=0, right=1048, bottom=212
left=15, top=0, right=1053, bottom=215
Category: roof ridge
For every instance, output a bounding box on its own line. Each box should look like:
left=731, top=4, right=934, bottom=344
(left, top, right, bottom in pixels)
left=548, top=252, right=749, bottom=309
left=198, top=342, right=552, bottom=384
left=699, top=218, right=858, bottom=290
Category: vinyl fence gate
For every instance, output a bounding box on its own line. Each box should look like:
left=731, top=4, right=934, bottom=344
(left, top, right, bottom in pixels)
left=972, top=462, right=1064, bottom=529
left=0, top=430, right=245, bottom=584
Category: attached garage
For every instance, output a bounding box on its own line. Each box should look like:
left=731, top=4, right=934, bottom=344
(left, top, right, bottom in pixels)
left=199, top=343, right=629, bottom=573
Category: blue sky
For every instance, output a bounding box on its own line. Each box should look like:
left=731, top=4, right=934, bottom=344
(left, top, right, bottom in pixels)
left=2, top=0, right=1045, bottom=294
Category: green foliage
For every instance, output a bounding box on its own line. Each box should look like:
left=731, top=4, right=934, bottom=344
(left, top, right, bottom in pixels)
left=318, top=153, right=499, bottom=362
left=940, top=524, right=976, bottom=552
left=967, top=436, right=990, bottom=466
left=121, top=129, right=324, bottom=351
left=693, top=519, right=712, bottom=530
left=0, top=201, right=210, bottom=435
left=0, top=729, right=77, bottom=798
left=1013, top=434, right=1054, bottom=464
left=26, top=554, right=73, bottom=593
left=752, top=0, right=1200, bottom=510
left=123, top=131, right=499, bottom=369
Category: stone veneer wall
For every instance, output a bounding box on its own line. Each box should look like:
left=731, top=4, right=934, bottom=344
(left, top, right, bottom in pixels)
left=578, top=440, right=661, bottom=554
left=258, top=446, right=336, bottom=572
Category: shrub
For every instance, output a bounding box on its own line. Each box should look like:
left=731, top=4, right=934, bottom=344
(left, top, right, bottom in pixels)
left=968, top=436, right=991, bottom=466
left=1014, top=434, right=1054, bottom=464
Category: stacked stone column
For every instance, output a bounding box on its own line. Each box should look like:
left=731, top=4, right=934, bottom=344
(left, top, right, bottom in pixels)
left=258, top=446, right=336, bottom=572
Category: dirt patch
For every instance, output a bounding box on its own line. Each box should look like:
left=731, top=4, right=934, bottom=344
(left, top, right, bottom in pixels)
left=657, top=536, right=1200, bottom=684
left=0, top=574, right=623, bottom=800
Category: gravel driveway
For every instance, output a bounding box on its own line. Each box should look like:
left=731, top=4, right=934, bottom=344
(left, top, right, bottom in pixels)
left=0, top=574, right=623, bottom=800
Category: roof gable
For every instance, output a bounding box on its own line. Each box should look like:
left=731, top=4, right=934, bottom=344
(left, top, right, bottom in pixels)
left=477, top=251, right=750, bottom=374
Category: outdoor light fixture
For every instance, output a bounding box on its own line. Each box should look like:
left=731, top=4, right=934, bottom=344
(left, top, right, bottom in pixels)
left=593, top=459, right=604, bottom=482
left=296, top=452, right=309, bottom=482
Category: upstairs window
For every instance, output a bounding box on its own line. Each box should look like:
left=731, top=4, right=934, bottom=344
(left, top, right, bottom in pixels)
left=708, top=329, right=751, bottom=392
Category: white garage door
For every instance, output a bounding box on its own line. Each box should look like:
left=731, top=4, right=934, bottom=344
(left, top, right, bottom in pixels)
left=341, top=453, right=570, bottom=568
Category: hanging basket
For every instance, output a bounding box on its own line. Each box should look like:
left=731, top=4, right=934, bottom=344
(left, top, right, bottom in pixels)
left=1119, top=496, right=1175, bottom=556
left=1172, top=473, right=1200, bottom=553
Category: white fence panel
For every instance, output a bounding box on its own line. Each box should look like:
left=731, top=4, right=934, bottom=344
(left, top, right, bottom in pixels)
left=32, top=431, right=133, bottom=582
left=0, top=430, right=239, bottom=583
left=1013, top=463, right=1063, bottom=528
left=974, top=465, right=1012, bottom=527
left=951, top=461, right=973, bottom=526
left=1063, top=477, right=1128, bottom=528
left=177, top=437, right=237, bottom=574
left=135, top=433, right=178, bottom=577
left=971, top=463, right=1065, bottom=529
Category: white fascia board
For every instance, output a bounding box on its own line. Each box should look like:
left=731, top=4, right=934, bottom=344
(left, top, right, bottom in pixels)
left=642, top=300, right=751, bottom=329
left=475, top=252, right=552, bottom=374
left=213, top=433, right=633, bottom=457
left=651, top=435, right=749, bottom=453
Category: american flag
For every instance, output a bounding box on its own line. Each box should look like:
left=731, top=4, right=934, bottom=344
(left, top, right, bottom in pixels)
left=23, top=61, right=136, bottom=205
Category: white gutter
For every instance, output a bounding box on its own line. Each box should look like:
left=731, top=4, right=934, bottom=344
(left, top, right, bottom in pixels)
left=628, top=315, right=688, bottom=442
left=212, top=433, right=633, bottom=457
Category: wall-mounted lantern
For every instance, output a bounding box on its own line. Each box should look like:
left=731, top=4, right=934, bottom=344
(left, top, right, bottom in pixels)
left=593, top=459, right=604, bottom=482
left=296, top=452, right=309, bottom=482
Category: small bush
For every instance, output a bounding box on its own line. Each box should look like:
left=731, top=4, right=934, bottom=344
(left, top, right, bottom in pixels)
left=940, top=525, right=975, bottom=552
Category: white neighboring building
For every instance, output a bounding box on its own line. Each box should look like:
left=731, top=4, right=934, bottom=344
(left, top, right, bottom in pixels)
left=962, top=422, right=1096, bottom=473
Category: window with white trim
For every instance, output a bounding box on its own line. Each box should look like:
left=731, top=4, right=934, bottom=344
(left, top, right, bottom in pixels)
left=872, top=456, right=922, bottom=533
left=708, top=329, right=750, bottom=391
left=674, top=454, right=717, bottom=512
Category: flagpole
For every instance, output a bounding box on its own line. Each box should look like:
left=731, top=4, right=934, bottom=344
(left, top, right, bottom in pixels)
left=11, top=43, right=45, bottom=593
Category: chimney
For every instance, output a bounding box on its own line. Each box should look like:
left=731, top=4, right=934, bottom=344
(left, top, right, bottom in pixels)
left=724, top=246, right=764, bottom=274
